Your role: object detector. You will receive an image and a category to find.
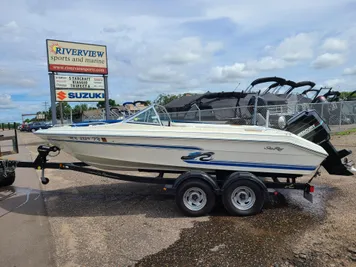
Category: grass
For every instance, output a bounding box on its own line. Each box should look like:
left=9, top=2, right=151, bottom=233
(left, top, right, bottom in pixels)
left=333, top=128, right=356, bottom=136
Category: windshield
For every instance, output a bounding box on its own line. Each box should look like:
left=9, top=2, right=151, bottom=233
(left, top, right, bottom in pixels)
left=272, top=85, right=293, bottom=94
left=124, top=105, right=172, bottom=126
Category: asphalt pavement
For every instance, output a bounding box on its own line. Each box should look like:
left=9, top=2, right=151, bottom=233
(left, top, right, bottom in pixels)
left=0, top=130, right=55, bottom=267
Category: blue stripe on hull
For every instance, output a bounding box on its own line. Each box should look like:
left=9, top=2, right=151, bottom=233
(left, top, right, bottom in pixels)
left=183, top=160, right=316, bottom=171
left=48, top=138, right=317, bottom=172
left=48, top=138, right=203, bottom=151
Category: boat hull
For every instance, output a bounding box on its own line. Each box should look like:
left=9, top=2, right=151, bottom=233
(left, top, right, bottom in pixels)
left=39, top=134, right=326, bottom=176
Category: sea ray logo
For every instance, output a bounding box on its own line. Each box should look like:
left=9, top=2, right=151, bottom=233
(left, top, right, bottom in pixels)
left=181, top=152, right=215, bottom=161
left=57, top=91, right=67, bottom=101
left=264, top=146, right=284, bottom=152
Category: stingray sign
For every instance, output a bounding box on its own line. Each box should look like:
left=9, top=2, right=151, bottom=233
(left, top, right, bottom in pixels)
left=46, top=39, right=108, bottom=74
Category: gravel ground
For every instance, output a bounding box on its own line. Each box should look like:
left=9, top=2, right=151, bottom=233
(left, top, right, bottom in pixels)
left=136, top=134, right=356, bottom=267
left=2, top=131, right=356, bottom=267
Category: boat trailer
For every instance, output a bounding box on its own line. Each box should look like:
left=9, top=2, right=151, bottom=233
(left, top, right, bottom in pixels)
left=0, top=144, right=320, bottom=217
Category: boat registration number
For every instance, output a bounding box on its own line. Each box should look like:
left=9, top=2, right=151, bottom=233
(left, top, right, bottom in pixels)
left=69, top=136, right=102, bottom=142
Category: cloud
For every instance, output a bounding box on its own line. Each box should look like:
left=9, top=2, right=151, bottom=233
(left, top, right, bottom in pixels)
left=137, top=66, right=187, bottom=83
left=320, top=77, right=356, bottom=91
left=322, top=78, right=345, bottom=88
left=270, top=33, right=317, bottom=62
left=247, top=57, right=287, bottom=71
left=200, top=0, right=352, bottom=31
left=163, top=52, right=201, bottom=65
left=0, top=94, right=17, bottom=109
left=102, top=25, right=134, bottom=34
left=161, top=37, right=223, bottom=65
left=0, top=21, right=24, bottom=43
left=0, top=68, right=37, bottom=88
left=208, top=31, right=319, bottom=82
left=0, top=21, right=19, bottom=33
left=118, top=78, right=205, bottom=102
left=209, top=63, right=256, bottom=83
left=343, top=66, right=356, bottom=75
left=311, top=53, right=346, bottom=69
left=322, top=38, right=348, bottom=52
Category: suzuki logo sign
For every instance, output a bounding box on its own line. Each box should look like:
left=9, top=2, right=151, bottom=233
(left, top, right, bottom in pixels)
left=55, top=89, right=105, bottom=102
left=57, top=91, right=67, bottom=101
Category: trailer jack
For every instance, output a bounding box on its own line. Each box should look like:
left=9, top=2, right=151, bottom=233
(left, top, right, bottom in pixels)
left=34, top=145, right=60, bottom=184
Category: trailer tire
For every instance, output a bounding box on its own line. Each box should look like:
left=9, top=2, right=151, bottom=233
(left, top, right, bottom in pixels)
left=176, top=179, right=216, bottom=217
left=0, top=172, right=16, bottom=187
left=222, top=179, right=265, bottom=216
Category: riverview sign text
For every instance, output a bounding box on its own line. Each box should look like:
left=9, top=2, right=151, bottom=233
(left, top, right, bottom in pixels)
left=46, top=39, right=108, bottom=74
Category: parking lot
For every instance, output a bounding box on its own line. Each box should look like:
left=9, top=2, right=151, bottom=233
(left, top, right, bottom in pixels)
left=1, top=131, right=356, bottom=267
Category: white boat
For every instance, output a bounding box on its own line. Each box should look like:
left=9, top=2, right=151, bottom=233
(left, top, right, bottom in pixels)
left=35, top=105, right=353, bottom=178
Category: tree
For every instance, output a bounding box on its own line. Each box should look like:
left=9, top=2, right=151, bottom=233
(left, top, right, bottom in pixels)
left=72, top=104, right=88, bottom=115
left=59, top=102, right=71, bottom=119
left=339, top=91, right=354, bottom=100
left=46, top=102, right=71, bottom=120
left=97, top=99, right=117, bottom=108
left=153, top=93, right=183, bottom=106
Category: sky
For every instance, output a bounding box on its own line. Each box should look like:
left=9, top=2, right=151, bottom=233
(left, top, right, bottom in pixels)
left=1, top=0, right=356, bottom=122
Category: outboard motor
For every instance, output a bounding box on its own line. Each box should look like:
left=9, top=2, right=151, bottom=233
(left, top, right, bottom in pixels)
left=284, top=109, right=354, bottom=176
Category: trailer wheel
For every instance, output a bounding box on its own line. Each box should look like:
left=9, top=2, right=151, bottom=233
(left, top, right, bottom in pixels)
left=222, top=179, right=265, bottom=216
left=176, top=179, right=216, bottom=217
left=0, top=172, right=16, bottom=187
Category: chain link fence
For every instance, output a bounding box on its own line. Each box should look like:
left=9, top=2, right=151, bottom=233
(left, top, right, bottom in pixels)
left=73, top=99, right=356, bottom=133
left=166, top=100, right=356, bottom=132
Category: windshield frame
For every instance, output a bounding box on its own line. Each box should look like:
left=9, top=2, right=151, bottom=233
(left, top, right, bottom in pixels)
left=124, top=104, right=172, bottom=126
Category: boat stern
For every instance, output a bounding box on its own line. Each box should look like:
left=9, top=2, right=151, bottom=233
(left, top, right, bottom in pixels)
left=284, top=109, right=354, bottom=176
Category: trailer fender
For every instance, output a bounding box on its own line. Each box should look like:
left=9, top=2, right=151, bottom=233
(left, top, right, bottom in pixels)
left=221, top=172, right=268, bottom=196
left=171, top=170, right=220, bottom=194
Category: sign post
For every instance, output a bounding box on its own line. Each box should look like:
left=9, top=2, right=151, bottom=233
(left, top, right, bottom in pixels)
left=104, top=75, right=109, bottom=120
left=46, top=39, right=109, bottom=125
left=49, top=73, right=57, bottom=125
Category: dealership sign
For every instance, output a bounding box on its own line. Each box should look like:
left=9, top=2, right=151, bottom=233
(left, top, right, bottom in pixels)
left=56, top=90, right=105, bottom=102
left=54, top=75, right=105, bottom=89
left=46, top=39, right=108, bottom=74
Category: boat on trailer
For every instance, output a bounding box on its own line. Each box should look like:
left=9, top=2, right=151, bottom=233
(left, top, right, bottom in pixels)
left=0, top=105, right=354, bottom=217
left=34, top=104, right=348, bottom=178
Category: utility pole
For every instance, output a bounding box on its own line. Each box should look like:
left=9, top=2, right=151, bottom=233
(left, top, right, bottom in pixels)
left=43, top=101, right=48, bottom=121
left=43, top=101, right=48, bottom=111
